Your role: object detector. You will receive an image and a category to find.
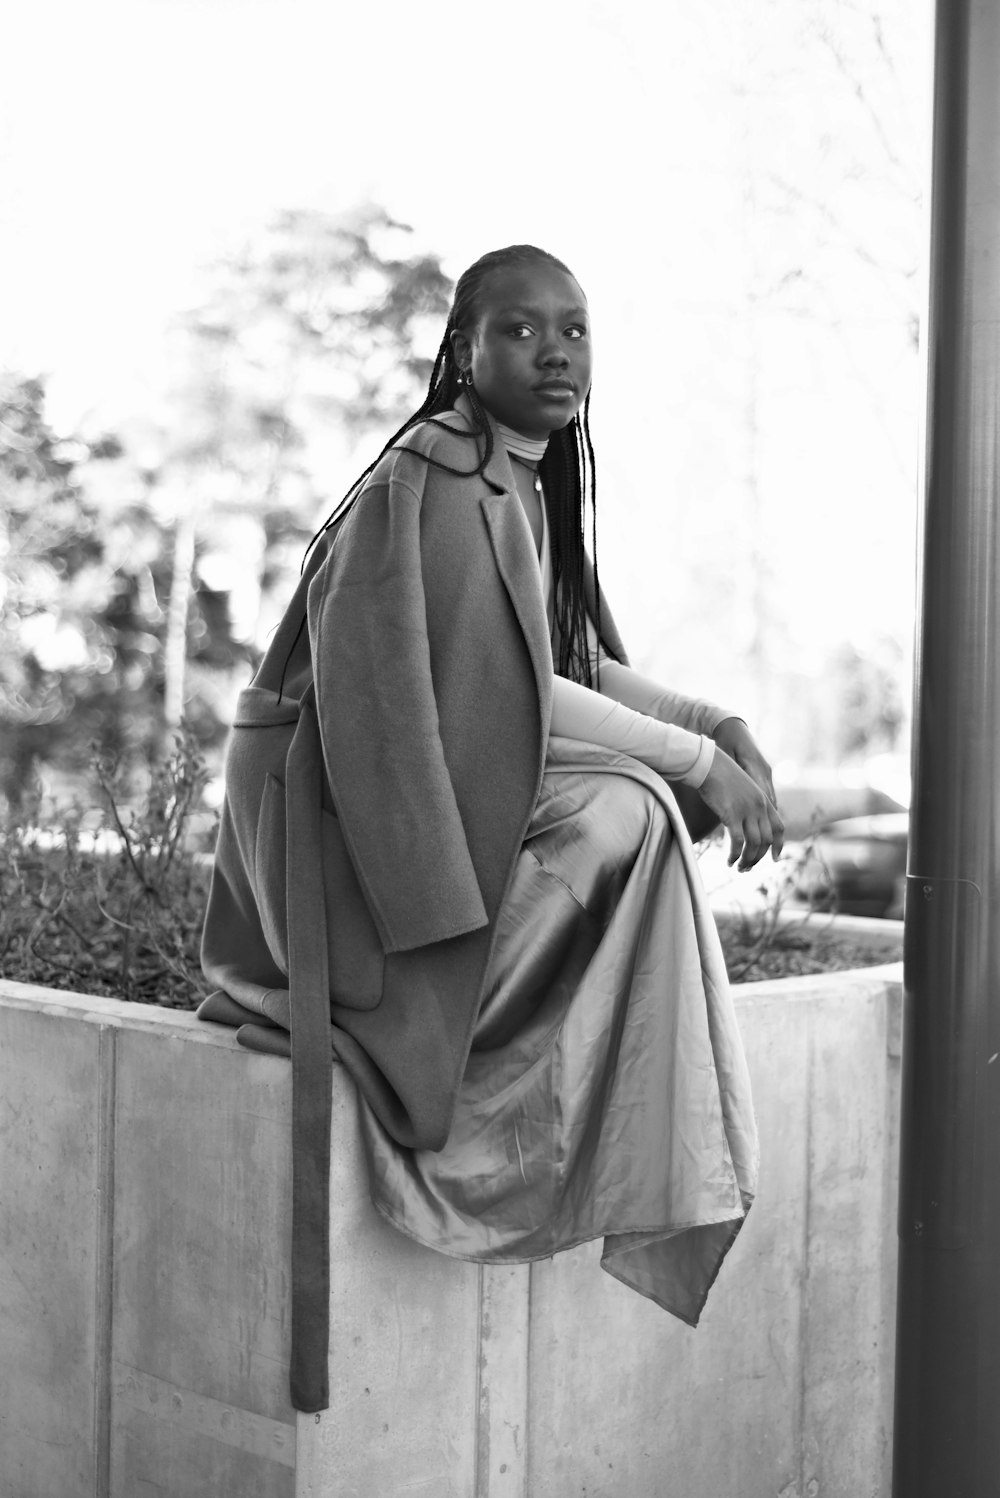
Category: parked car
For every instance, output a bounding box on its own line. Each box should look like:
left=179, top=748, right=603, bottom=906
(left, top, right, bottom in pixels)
left=775, top=780, right=906, bottom=842
left=794, top=812, right=909, bottom=919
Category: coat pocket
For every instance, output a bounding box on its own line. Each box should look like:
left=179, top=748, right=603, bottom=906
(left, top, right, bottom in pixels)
left=255, top=772, right=386, bottom=1010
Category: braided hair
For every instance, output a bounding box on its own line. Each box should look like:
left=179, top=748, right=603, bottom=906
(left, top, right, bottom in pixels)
left=306, top=244, right=613, bottom=685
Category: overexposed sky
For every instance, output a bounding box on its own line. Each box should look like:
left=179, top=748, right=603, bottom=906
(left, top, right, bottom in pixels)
left=2, top=0, right=739, bottom=405
left=1, top=0, right=932, bottom=739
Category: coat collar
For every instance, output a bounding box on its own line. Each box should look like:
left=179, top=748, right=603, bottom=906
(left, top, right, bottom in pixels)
left=451, top=392, right=522, bottom=497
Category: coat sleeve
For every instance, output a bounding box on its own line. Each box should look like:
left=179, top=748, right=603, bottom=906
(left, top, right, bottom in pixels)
left=307, top=471, right=489, bottom=955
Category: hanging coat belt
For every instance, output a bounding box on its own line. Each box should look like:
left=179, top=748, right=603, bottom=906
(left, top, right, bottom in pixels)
left=283, top=682, right=334, bottom=1412
left=197, top=680, right=336, bottom=1411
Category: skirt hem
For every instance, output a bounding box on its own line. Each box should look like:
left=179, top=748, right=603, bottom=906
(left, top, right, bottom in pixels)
left=371, top=1192, right=748, bottom=1274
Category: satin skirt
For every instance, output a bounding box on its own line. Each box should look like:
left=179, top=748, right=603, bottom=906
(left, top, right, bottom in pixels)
left=359, top=736, right=759, bottom=1326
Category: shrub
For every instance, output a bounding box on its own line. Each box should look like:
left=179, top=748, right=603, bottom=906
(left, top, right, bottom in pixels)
left=705, top=833, right=902, bottom=981
left=0, top=726, right=216, bottom=1007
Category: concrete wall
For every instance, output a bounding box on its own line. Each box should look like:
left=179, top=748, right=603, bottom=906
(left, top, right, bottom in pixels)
left=0, top=985, right=296, bottom=1498
left=0, top=964, right=902, bottom=1497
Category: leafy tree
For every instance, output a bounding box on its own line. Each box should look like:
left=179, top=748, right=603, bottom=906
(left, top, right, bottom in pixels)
left=0, top=375, right=254, bottom=802
left=1, top=206, right=453, bottom=796
left=0, top=376, right=167, bottom=801
left=157, top=204, right=452, bottom=720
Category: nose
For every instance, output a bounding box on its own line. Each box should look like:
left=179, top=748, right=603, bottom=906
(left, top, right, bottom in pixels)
left=537, top=331, right=569, bottom=368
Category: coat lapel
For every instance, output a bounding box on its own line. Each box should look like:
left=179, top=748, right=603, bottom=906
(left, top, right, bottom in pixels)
left=461, top=399, right=554, bottom=730
left=479, top=492, right=553, bottom=726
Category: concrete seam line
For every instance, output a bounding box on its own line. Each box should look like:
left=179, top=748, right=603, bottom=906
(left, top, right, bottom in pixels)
left=112, top=1362, right=296, bottom=1468
left=93, top=1022, right=117, bottom=1497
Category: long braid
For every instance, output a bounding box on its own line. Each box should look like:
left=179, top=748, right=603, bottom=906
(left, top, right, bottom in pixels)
left=538, top=393, right=616, bottom=687
left=298, top=243, right=616, bottom=689
left=581, top=389, right=605, bottom=687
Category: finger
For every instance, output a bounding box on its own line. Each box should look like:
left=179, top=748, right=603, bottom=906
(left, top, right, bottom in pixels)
left=743, top=809, right=778, bottom=871
left=740, top=842, right=765, bottom=872
left=738, top=817, right=766, bottom=871
left=727, top=826, right=745, bottom=867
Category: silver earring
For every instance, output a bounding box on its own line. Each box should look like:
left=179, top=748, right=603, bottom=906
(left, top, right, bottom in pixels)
left=463, top=369, right=474, bottom=387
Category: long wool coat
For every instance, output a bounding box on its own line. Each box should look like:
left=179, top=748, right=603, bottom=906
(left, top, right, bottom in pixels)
left=200, top=402, right=629, bottom=1408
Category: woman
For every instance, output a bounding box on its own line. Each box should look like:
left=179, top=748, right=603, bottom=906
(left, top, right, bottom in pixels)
left=200, top=245, right=783, bottom=1412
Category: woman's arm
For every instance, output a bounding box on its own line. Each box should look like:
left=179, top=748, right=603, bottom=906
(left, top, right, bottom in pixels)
left=552, top=671, right=784, bottom=871
left=550, top=672, right=714, bottom=784
left=595, top=657, right=738, bottom=737
left=593, top=654, right=777, bottom=810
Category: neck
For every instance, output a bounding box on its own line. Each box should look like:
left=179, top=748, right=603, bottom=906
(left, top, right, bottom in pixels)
left=497, top=422, right=550, bottom=466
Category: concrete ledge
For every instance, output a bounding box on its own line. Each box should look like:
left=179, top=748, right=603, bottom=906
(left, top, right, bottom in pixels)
left=0, top=980, right=295, bottom=1498
left=0, top=963, right=902, bottom=1496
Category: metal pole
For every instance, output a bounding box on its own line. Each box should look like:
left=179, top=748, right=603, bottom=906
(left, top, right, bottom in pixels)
left=894, top=0, right=1000, bottom=1491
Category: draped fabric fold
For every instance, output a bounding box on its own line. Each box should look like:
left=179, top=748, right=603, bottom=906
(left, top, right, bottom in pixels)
left=360, top=736, right=758, bottom=1321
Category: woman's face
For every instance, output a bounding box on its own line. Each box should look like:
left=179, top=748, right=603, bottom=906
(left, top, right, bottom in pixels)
left=451, top=262, right=592, bottom=439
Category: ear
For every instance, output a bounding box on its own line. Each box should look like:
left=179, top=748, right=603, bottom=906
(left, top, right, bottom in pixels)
left=450, top=327, right=473, bottom=378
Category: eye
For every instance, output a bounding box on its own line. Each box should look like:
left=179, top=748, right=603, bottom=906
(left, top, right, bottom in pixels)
left=509, top=324, right=534, bottom=339
left=565, top=325, right=588, bottom=340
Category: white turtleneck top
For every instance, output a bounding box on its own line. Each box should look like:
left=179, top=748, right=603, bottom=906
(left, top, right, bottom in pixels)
left=497, top=424, right=726, bottom=789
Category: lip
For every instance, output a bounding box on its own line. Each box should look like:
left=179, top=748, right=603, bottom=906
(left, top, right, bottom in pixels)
left=534, top=382, right=576, bottom=397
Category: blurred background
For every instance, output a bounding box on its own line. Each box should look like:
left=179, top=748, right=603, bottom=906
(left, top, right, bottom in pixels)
left=0, top=0, right=929, bottom=859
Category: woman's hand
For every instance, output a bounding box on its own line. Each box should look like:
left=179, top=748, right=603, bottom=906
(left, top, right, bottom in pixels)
left=698, top=746, right=785, bottom=872
left=712, top=717, right=778, bottom=808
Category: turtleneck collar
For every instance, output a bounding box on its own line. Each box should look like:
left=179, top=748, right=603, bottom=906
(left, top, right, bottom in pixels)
left=497, top=422, right=550, bottom=467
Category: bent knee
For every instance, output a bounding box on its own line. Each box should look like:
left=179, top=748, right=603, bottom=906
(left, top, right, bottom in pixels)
left=586, top=771, right=672, bottom=856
